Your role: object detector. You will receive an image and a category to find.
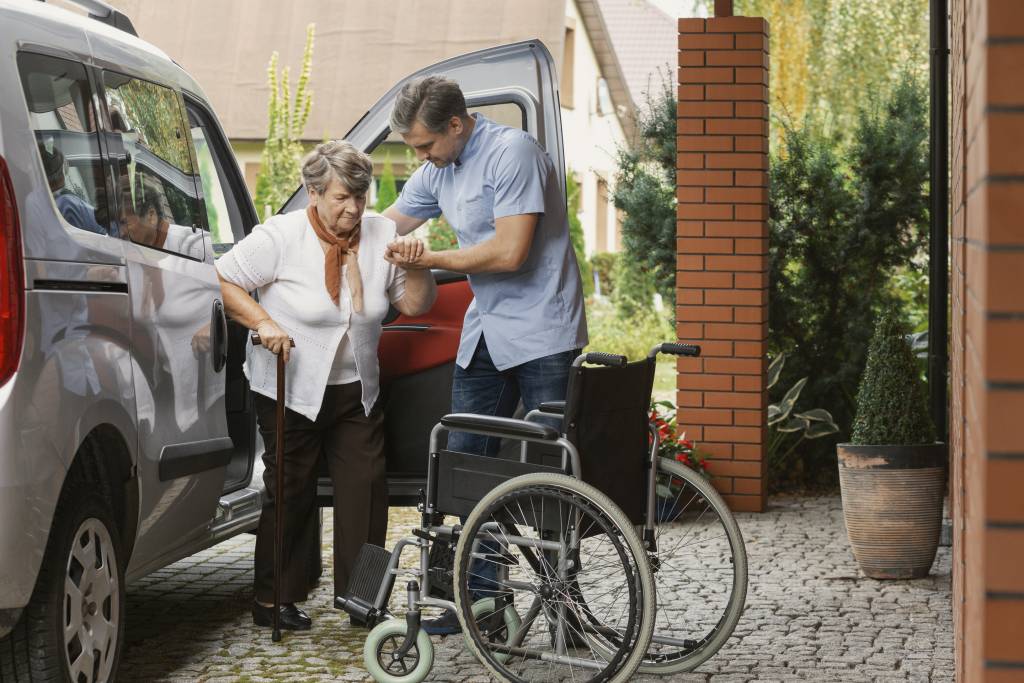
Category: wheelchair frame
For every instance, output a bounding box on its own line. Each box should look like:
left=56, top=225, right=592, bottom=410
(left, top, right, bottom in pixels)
left=350, top=342, right=745, bottom=682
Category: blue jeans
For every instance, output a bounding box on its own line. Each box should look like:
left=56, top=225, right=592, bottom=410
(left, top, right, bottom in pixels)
left=448, top=338, right=577, bottom=454
left=448, top=337, right=578, bottom=598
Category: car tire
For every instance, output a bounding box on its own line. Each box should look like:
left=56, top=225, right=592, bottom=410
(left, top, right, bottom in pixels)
left=0, top=479, right=125, bottom=682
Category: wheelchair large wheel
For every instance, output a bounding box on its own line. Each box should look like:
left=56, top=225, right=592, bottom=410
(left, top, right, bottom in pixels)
left=638, top=457, right=747, bottom=673
left=453, top=473, right=655, bottom=683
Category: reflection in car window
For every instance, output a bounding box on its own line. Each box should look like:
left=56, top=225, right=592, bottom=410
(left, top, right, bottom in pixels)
left=17, top=53, right=111, bottom=235
left=103, top=72, right=205, bottom=260
left=189, top=125, right=234, bottom=252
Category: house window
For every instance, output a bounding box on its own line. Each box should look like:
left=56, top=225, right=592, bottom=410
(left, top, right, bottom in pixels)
left=561, top=26, right=575, bottom=110
left=596, top=178, right=609, bottom=253
left=596, top=78, right=613, bottom=117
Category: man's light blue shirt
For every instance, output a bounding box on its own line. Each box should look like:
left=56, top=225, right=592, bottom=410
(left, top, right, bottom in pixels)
left=394, top=114, right=588, bottom=371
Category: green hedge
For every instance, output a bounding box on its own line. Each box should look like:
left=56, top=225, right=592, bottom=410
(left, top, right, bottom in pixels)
left=585, top=299, right=675, bottom=361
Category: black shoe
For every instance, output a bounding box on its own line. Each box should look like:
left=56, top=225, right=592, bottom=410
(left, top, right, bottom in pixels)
left=422, top=610, right=461, bottom=636
left=252, top=601, right=312, bottom=630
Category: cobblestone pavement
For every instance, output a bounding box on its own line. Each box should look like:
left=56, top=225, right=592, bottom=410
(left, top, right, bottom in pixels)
left=119, top=496, right=953, bottom=682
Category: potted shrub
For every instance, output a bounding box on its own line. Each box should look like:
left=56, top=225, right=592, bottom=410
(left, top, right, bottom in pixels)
left=837, top=309, right=946, bottom=579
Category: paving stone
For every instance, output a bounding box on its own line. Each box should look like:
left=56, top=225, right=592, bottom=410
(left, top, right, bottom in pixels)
left=119, top=495, right=953, bottom=681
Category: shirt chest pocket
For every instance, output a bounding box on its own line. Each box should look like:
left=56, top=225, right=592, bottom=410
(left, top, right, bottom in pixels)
left=457, top=191, right=495, bottom=238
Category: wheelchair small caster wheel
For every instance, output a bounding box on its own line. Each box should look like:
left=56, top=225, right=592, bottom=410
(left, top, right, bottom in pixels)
left=465, top=598, right=522, bottom=665
left=363, top=619, right=434, bottom=683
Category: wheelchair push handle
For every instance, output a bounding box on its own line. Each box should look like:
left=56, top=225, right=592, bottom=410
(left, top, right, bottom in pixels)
left=649, top=342, right=702, bottom=359
left=577, top=352, right=628, bottom=367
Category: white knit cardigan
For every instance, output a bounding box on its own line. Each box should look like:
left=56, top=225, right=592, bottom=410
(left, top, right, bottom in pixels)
left=216, top=209, right=406, bottom=420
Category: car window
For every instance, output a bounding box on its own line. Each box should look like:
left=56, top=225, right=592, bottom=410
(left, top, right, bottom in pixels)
left=17, top=52, right=112, bottom=236
left=469, top=101, right=526, bottom=130
left=372, top=99, right=527, bottom=239
left=186, top=104, right=246, bottom=255
left=102, top=71, right=205, bottom=261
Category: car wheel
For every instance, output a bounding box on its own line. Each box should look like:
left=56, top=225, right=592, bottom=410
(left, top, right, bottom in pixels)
left=0, top=482, right=125, bottom=682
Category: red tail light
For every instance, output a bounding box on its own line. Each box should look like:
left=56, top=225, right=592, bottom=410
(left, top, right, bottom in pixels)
left=0, top=157, right=25, bottom=388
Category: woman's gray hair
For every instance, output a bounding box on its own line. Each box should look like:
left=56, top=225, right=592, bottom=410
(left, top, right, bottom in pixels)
left=389, top=76, right=468, bottom=135
left=301, top=140, right=373, bottom=196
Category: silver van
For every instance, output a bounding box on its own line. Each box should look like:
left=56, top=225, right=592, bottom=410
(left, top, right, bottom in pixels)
left=0, top=1, right=566, bottom=681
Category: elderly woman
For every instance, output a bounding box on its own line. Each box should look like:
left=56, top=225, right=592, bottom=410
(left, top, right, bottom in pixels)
left=216, top=140, right=435, bottom=630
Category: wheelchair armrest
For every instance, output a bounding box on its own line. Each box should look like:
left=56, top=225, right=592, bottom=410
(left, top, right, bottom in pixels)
left=537, top=401, right=566, bottom=415
left=440, top=413, right=560, bottom=442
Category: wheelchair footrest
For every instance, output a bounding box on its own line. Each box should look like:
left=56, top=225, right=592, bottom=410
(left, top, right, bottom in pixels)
left=336, top=543, right=393, bottom=627
left=427, top=539, right=455, bottom=602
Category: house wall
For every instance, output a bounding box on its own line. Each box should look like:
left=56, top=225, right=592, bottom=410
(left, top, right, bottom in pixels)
left=562, top=0, right=627, bottom=257
left=949, top=0, right=1024, bottom=680
left=228, top=1, right=627, bottom=256
left=675, top=15, right=770, bottom=512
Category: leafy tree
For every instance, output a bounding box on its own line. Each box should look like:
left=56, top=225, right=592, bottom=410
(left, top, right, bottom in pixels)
left=769, top=76, right=929, bottom=479
left=612, top=77, right=677, bottom=309
left=566, top=170, right=593, bottom=297
left=612, top=256, right=658, bottom=320
left=374, top=154, right=398, bottom=213
left=253, top=24, right=315, bottom=219
left=698, top=0, right=929, bottom=148
left=109, top=79, right=194, bottom=173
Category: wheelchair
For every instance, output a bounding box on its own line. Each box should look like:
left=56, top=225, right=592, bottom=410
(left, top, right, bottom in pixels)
left=338, top=342, right=748, bottom=682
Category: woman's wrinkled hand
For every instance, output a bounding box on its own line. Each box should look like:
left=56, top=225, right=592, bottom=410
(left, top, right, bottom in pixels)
left=191, top=322, right=211, bottom=357
left=255, top=319, right=292, bottom=363
left=385, top=236, right=431, bottom=270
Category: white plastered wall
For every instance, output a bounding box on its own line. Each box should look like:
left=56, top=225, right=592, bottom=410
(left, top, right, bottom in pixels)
left=560, top=0, right=627, bottom=256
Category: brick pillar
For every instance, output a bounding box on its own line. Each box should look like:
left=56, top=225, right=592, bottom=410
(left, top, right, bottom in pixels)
left=949, top=1, right=1024, bottom=679
left=676, top=16, right=769, bottom=513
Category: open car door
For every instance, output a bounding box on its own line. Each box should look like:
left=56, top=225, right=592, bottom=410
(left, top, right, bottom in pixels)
left=282, top=40, right=566, bottom=505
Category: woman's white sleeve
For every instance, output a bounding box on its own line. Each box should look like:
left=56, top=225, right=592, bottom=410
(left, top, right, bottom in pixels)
left=383, top=224, right=408, bottom=304
left=215, top=221, right=284, bottom=291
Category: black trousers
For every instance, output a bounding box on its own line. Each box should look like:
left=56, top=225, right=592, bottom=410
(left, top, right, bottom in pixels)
left=253, top=382, right=388, bottom=603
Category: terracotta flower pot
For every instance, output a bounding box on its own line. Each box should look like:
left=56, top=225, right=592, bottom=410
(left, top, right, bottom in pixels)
left=836, top=442, right=947, bottom=579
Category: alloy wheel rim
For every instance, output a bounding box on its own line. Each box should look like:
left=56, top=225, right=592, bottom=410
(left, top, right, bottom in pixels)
left=63, top=517, right=119, bottom=683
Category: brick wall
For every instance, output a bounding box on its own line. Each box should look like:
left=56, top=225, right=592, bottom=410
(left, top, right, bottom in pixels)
left=949, top=0, right=1024, bottom=679
left=676, top=16, right=769, bottom=513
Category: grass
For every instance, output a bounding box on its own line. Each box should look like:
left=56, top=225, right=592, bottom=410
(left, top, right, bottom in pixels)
left=653, top=360, right=677, bottom=403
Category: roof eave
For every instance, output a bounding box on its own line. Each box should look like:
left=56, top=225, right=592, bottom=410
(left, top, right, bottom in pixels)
left=574, top=0, right=638, bottom=147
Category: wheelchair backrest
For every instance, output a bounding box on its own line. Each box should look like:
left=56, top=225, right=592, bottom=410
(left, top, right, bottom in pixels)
left=562, top=357, right=657, bottom=524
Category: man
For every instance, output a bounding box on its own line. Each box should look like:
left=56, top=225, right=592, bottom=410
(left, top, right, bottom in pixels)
left=383, top=76, right=587, bottom=634
left=39, top=144, right=106, bottom=235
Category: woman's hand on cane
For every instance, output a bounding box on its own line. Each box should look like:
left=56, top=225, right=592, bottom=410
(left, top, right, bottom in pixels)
left=255, top=318, right=292, bottom=363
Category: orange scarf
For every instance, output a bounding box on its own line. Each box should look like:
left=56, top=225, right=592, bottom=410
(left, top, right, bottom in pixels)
left=307, top=205, right=363, bottom=313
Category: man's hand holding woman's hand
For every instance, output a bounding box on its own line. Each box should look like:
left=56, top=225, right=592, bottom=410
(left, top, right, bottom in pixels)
left=385, top=235, right=432, bottom=270
left=255, top=318, right=292, bottom=363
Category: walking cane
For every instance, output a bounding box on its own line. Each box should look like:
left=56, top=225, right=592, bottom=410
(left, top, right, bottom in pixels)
left=251, top=333, right=295, bottom=643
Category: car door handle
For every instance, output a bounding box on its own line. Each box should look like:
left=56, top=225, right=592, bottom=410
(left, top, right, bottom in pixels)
left=382, top=324, right=432, bottom=332
left=211, top=299, right=228, bottom=372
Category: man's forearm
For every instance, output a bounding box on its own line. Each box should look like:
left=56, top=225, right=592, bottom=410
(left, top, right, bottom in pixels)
left=426, top=239, right=519, bottom=274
